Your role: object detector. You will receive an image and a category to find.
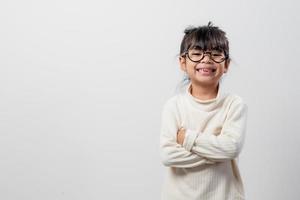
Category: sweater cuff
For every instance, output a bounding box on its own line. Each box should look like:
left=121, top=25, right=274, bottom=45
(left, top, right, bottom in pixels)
left=183, top=129, right=198, bottom=152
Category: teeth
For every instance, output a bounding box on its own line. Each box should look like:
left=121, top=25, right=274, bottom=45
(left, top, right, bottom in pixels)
left=196, top=68, right=216, bottom=73
left=196, top=68, right=215, bottom=71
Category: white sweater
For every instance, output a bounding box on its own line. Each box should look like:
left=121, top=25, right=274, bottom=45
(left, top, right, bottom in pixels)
left=160, top=82, right=248, bottom=200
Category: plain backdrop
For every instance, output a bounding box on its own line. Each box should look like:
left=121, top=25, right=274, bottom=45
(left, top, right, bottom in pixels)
left=1, top=0, right=299, bottom=199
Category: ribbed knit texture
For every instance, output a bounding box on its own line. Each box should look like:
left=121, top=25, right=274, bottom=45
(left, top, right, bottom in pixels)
left=160, top=82, right=248, bottom=200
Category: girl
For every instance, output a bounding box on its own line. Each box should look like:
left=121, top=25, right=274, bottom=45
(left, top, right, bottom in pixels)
left=160, top=22, right=248, bottom=200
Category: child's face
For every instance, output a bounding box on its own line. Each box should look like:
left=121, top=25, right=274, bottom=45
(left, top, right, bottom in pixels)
left=179, top=49, right=229, bottom=87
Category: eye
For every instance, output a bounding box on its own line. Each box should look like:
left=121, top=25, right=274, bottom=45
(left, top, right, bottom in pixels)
left=190, top=50, right=203, bottom=55
left=211, top=50, right=223, bottom=56
left=212, top=53, right=222, bottom=57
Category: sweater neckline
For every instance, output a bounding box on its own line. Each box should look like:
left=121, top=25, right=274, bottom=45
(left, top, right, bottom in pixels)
left=184, top=82, right=225, bottom=111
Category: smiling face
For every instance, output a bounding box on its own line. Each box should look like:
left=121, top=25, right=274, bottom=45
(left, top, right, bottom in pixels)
left=179, top=49, right=229, bottom=87
left=179, top=23, right=231, bottom=87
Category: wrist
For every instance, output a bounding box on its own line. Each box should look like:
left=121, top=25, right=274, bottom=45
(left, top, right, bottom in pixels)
left=182, top=129, right=198, bottom=151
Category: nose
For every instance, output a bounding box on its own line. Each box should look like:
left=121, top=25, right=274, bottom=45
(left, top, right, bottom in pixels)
left=201, top=53, right=212, bottom=63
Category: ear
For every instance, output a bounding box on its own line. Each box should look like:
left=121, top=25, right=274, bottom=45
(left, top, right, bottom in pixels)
left=223, top=59, right=230, bottom=73
left=179, top=56, right=187, bottom=72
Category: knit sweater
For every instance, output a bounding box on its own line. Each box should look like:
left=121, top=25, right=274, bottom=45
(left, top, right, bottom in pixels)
left=160, top=82, right=248, bottom=200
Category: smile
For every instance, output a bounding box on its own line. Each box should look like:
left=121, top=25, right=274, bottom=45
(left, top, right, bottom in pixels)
left=195, top=68, right=216, bottom=76
left=196, top=68, right=216, bottom=72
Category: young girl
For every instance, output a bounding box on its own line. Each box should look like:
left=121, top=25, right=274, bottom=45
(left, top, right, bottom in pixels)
left=160, top=22, right=248, bottom=200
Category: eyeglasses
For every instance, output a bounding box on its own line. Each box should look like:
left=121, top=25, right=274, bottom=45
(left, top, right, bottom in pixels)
left=184, top=49, right=228, bottom=63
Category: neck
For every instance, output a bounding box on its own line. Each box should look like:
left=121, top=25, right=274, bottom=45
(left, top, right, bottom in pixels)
left=190, top=82, right=219, bottom=101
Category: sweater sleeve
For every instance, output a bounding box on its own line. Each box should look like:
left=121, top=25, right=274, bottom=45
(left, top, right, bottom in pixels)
left=159, top=99, right=215, bottom=168
left=183, top=98, right=248, bottom=162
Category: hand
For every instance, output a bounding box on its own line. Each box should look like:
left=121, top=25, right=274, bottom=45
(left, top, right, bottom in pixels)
left=177, top=127, right=186, bottom=145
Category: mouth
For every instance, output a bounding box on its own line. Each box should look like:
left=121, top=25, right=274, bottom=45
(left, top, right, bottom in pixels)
left=196, top=68, right=217, bottom=73
left=195, top=67, right=217, bottom=76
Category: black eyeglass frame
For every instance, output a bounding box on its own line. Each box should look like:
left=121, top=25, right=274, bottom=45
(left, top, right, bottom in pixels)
left=183, top=50, right=229, bottom=63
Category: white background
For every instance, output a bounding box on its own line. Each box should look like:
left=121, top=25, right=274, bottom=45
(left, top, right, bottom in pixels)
left=1, top=0, right=299, bottom=199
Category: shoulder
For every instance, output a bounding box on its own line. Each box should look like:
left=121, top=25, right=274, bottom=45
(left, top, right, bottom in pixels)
left=217, top=84, right=247, bottom=109
left=162, top=94, right=181, bottom=111
left=161, top=92, right=189, bottom=114
left=225, top=93, right=248, bottom=115
left=227, top=94, right=246, bottom=104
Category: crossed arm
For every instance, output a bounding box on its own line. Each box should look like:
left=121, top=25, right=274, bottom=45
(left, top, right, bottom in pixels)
left=160, top=98, right=248, bottom=168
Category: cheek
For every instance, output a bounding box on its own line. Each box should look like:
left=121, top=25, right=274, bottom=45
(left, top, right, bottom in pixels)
left=186, top=63, right=196, bottom=71
left=219, top=64, right=227, bottom=71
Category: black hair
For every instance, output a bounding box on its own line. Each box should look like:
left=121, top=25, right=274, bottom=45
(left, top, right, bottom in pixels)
left=180, top=21, right=230, bottom=59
